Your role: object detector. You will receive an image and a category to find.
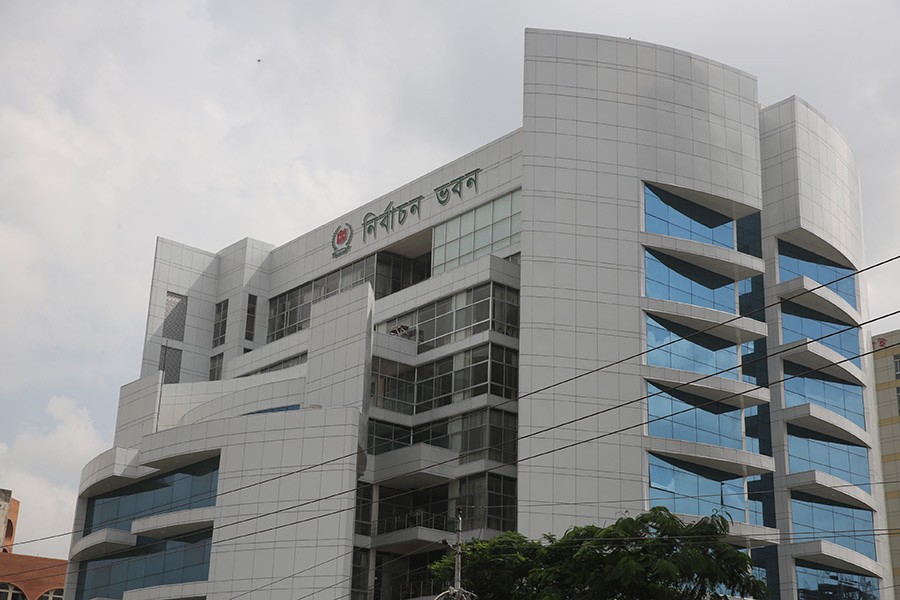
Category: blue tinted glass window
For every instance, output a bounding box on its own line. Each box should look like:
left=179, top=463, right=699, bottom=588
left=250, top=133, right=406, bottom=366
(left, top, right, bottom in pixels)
left=75, top=530, right=212, bottom=600
left=784, top=362, right=865, bottom=428
left=738, top=276, right=765, bottom=323
left=751, top=547, right=780, bottom=598
left=644, top=184, right=734, bottom=248
left=741, top=339, right=768, bottom=387
left=796, top=562, right=879, bottom=600
left=788, top=425, right=870, bottom=492
left=736, top=213, right=762, bottom=258
left=747, top=474, right=776, bottom=527
left=792, top=494, right=875, bottom=559
left=85, top=457, right=219, bottom=534
left=645, top=250, right=735, bottom=312
left=779, top=240, right=857, bottom=308
left=744, top=404, right=772, bottom=457
left=647, top=383, right=742, bottom=449
left=646, top=315, right=739, bottom=379
left=649, top=454, right=746, bottom=519
left=781, top=302, right=861, bottom=366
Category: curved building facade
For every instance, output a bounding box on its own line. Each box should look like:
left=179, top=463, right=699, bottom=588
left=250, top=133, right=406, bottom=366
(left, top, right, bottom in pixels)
left=67, top=30, right=888, bottom=600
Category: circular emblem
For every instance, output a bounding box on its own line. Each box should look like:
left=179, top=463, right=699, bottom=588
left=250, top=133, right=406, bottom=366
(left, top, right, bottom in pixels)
left=331, top=223, right=353, bottom=258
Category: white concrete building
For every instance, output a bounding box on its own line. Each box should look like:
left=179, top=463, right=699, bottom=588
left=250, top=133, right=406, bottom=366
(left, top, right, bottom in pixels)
left=67, top=30, right=888, bottom=600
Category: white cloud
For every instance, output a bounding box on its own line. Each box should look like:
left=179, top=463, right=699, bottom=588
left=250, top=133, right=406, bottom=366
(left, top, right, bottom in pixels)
left=0, top=397, right=108, bottom=558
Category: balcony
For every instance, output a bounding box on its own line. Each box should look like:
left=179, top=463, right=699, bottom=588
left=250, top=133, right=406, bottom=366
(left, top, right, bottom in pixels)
left=785, top=470, right=876, bottom=511
left=641, top=233, right=765, bottom=281
left=373, top=511, right=453, bottom=554
left=643, top=366, right=770, bottom=409
left=69, top=528, right=137, bottom=562
left=130, top=506, right=216, bottom=539
left=787, top=540, right=885, bottom=579
left=645, top=437, right=775, bottom=477
left=373, top=444, right=458, bottom=490
left=643, top=299, right=766, bottom=344
left=775, top=339, right=865, bottom=386
left=777, top=402, right=871, bottom=448
left=773, top=276, right=861, bottom=327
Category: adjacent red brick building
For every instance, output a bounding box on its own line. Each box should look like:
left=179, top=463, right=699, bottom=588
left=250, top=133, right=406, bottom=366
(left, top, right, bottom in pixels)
left=0, top=491, right=66, bottom=600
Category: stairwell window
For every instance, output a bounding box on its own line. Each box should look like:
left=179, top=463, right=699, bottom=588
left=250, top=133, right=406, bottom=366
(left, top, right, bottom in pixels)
left=212, top=299, right=228, bottom=347
left=245, top=294, right=257, bottom=341
left=209, top=353, right=224, bottom=381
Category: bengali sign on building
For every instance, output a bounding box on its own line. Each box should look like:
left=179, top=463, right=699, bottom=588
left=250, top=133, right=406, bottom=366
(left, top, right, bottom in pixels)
left=331, top=169, right=480, bottom=258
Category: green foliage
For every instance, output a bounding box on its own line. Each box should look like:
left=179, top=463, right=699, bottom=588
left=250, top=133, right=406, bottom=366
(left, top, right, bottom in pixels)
left=429, top=531, right=542, bottom=600
left=429, top=507, right=768, bottom=600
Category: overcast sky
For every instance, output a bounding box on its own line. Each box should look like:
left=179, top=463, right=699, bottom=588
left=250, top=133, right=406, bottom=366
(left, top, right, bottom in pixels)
left=1, top=0, right=898, bottom=558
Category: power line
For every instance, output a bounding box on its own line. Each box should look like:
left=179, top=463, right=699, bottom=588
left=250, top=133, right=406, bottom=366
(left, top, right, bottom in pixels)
left=7, top=325, right=895, bottom=590
left=6, top=259, right=898, bottom=590
left=7, top=291, right=898, bottom=579
left=9, top=252, right=892, bottom=553
left=8, top=325, right=899, bottom=588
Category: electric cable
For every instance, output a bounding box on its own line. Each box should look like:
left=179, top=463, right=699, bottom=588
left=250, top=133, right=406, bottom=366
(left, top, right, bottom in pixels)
left=8, top=327, right=899, bottom=588
left=6, top=257, right=899, bottom=590
left=8, top=251, right=893, bottom=553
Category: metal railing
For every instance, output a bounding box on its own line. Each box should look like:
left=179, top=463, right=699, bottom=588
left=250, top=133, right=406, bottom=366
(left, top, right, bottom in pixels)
left=371, top=394, right=415, bottom=415
left=376, top=511, right=453, bottom=535
left=400, top=578, right=448, bottom=600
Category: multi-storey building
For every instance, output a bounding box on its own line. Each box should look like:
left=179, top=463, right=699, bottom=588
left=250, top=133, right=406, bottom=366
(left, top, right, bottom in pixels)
left=871, top=330, right=900, bottom=590
left=67, top=29, right=889, bottom=600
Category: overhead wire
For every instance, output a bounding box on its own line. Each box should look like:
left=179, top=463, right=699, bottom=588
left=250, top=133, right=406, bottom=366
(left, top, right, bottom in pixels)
left=10, top=250, right=895, bottom=554
left=15, top=331, right=899, bottom=590
left=6, top=255, right=899, bottom=590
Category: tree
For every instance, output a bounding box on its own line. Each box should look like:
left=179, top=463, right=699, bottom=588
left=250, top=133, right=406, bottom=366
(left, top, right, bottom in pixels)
left=429, top=507, right=767, bottom=600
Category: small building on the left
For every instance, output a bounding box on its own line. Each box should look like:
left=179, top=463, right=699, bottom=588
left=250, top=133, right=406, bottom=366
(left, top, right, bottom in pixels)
left=0, top=489, right=66, bottom=600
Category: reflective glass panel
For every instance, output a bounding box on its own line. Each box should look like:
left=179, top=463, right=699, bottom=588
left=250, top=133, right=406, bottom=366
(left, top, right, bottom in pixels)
left=751, top=546, right=780, bottom=598
left=646, top=315, right=739, bottom=379
left=781, top=302, right=861, bottom=366
left=432, top=190, right=522, bottom=275
left=783, top=362, right=865, bottom=429
left=741, top=338, right=768, bottom=386
left=738, top=275, right=765, bottom=322
left=645, top=250, right=735, bottom=312
left=647, top=383, right=742, bottom=449
left=644, top=184, right=734, bottom=248
left=85, top=458, right=219, bottom=534
left=744, top=404, right=772, bottom=457
left=796, top=562, right=879, bottom=600
left=747, top=474, right=776, bottom=527
left=792, top=493, right=875, bottom=559
left=779, top=240, right=857, bottom=308
left=788, top=425, right=870, bottom=492
left=75, top=530, right=212, bottom=600
left=736, top=213, right=762, bottom=258
left=649, top=454, right=746, bottom=520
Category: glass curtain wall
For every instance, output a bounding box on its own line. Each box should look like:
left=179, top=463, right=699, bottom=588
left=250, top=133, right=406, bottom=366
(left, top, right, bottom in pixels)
left=779, top=240, right=857, bottom=308
left=782, top=362, right=865, bottom=428
left=376, top=283, right=519, bottom=353
left=84, top=458, right=219, bottom=534
left=781, top=301, right=861, bottom=366
left=432, top=190, right=521, bottom=275
left=367, top=408, right=517, bottom=464
left=75, top=531, right=212, bottom=600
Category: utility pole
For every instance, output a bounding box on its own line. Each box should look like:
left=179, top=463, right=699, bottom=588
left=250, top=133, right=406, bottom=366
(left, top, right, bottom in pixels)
left=454, top=506, right=462, bottom=592
left=435, top=507, right=475, bottom=600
